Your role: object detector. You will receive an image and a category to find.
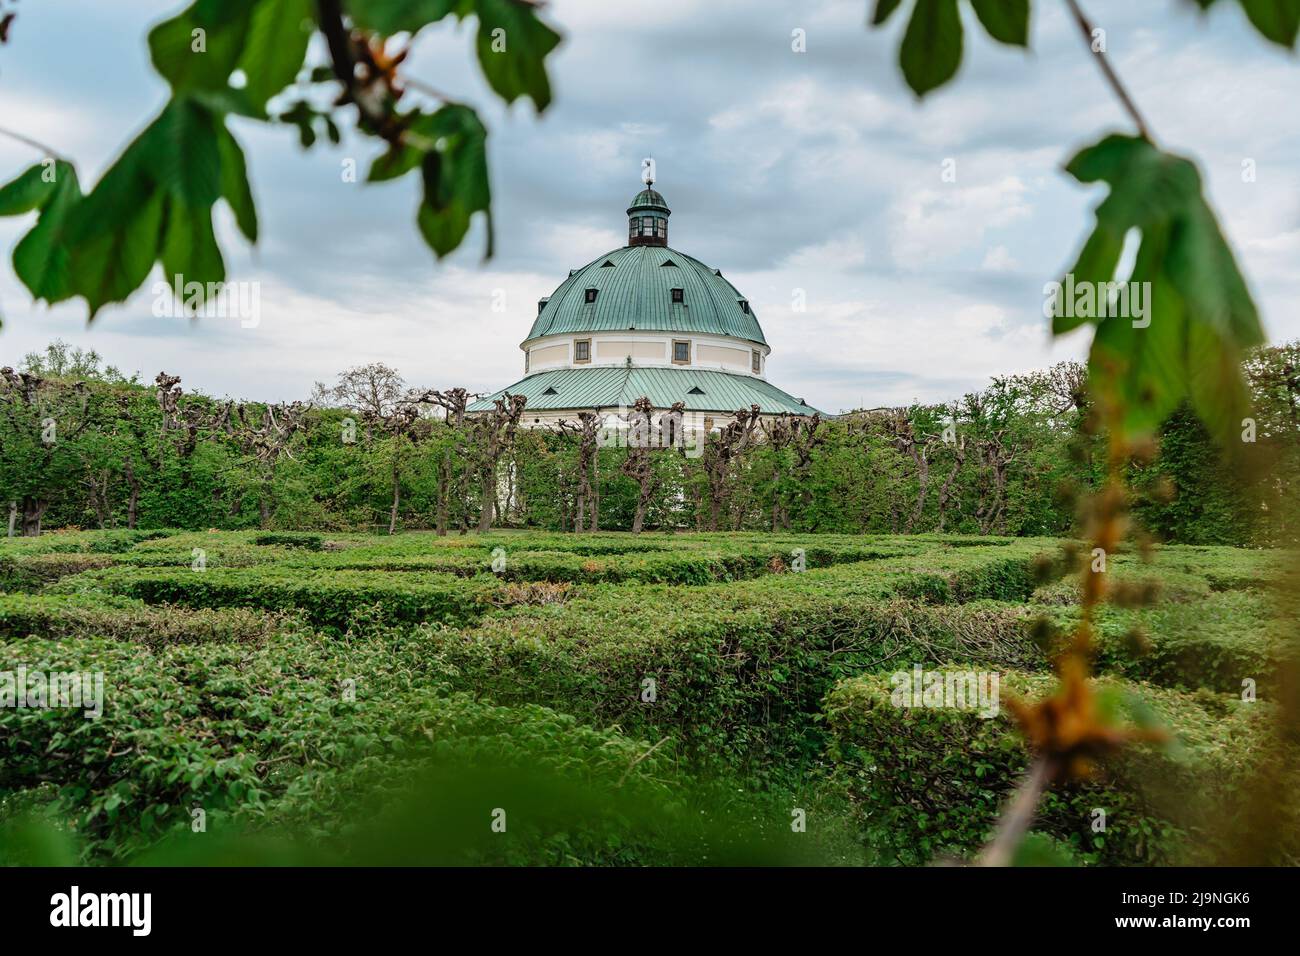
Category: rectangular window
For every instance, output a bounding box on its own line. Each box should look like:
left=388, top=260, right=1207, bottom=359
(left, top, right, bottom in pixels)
left=525, top=350, right=530, bottom=373
left=655, top=219, right=666, bottom=238
left=574, top=339, right=591, bottom=363
left=671, top=288, right=684, bottom=304
left=584, top=288, right=598, bottom=303
left=752, top=350, right=761, bottom=374
left=673, top=340, right=690, bottom=364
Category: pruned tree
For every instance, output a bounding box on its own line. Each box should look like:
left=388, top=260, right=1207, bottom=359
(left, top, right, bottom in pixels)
left=412, top=387, right=470, bottom=535
left=555, top=410, right=601, bottom=533
left=762, top=412, right=824, bottom=531
left=618, top=397, right=676, bottom=534
left=701, top=404, right=760, bottom=531
left=369, top=399, right=427, bottom=535
left=883, top=409, right=931, bottom=534
left=226, top=401, right=312, bottom=527
left=933, top=404, right=967, bottom=533
left=155, top=372, right=232, bottom=459
left=466, top=393, right=526, bottom=533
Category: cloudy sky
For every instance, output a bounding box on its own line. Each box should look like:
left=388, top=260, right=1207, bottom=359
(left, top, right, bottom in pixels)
left=1, top=0, right=1297, bottom=413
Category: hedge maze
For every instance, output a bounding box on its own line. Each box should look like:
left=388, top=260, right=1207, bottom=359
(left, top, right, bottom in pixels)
left=1, top=530, right=1292, bottom=865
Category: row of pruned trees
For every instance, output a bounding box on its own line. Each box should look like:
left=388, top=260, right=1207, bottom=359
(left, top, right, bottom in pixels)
left=5, top=343, right=1297, bottom=542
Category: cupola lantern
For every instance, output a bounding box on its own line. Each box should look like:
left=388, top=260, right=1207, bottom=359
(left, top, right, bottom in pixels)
left=626, top=170, right=670, bottom=247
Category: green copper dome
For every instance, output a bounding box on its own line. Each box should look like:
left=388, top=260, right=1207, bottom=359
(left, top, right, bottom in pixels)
left=524, top=244, right=768, bottom=346
left=626, top=188, right=670, bottom=214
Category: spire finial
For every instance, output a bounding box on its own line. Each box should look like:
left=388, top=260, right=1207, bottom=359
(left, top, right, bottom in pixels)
left=641, top=156, right=655, bottom=187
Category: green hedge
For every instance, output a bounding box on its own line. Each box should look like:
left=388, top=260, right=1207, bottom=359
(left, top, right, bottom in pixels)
left=412, top=586, right=1045, bottom=780
left=0, top=630, right=858, bottom=866
left=823, top=670, right=1283, bottom=865
left=279, top=542, right=917, bottom=585
left=254, top=532, right=323, bottom=550
left=0, top=593, right=298, bottom=647
left=0, top=553, right=117, bottom=591
left=0, top=628, right=649, bottom=861
left=59, top=567, right=500, bottom=629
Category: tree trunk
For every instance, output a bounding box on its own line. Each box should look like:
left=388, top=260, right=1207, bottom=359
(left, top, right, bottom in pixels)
left=435, top=453, right=451, bottom=536
left=21, top=496, right=47, bottom=536
left=124, top=459, right=140, bottom=529
left=935, top=439, right=965, bottom=533
left=904, top=446, right=930, bottom=533
left=477, top=473, right=494, bottom=532
left=7, top=501, right=17, bottom=538
left=389, top=454, right=401, bottom=534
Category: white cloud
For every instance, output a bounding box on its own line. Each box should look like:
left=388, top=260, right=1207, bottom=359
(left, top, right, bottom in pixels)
left=890, top=176, right=1032, bottom=267
left=981, top=245, right=1017, bottom=271
left=0, top=0, right=1294, bottom=416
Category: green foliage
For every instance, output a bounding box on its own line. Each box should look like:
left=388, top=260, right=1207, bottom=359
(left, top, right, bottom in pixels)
left=1056, top=135, right=1265, bottom=444
left=67, top=565, right=499, bottom=630
left=0, top=593, right=297, bottom=647
left=870, top=0, right=1028, bottom=98
left=253, top=531, right=323, bottom=550
left=824, top=669, right=1285, bottom=864
left=4, top=347, right=1294, bottom=543
left=1195, top=0, right=1300, bottom=48
left=0, top=0, right=562, bottom=318
left=1, top=529, right=1289, bottom=864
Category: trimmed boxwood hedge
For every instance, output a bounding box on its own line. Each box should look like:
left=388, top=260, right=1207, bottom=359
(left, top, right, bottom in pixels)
left=411, top=587, right=1044, bottom=780
left=0, top=593, right=298, bottom=647
left=0, top=630, right=859, bottom=866
left=58, top=567, right=500, bottom=629
left=822, top=669, right=1288, bottom=865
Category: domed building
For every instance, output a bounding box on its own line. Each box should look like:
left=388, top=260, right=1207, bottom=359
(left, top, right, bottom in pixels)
left=468, top=178, right=819, bottom=431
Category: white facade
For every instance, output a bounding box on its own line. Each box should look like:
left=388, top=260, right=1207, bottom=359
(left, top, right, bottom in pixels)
left=522, top=330, right=769, bottom=378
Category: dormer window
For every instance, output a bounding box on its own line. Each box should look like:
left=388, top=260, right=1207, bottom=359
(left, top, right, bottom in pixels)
left=739, top=300, right=750, bottom=314
left=671, top=288, right=684, bottom=304
left=584, top=288, right=598, bottom=304
left=574, top=339, right=591, bottom=363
